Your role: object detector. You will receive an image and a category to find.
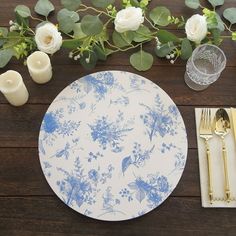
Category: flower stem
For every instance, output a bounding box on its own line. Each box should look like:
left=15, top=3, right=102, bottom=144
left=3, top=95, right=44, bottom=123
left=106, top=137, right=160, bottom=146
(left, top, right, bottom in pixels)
left=106, top=39, right=151, bottom=53
left=30, top=16, right=44, bottom=22
left=77, top=4, right=114, bottom=18
left=144, top=15, right=159, bottom=30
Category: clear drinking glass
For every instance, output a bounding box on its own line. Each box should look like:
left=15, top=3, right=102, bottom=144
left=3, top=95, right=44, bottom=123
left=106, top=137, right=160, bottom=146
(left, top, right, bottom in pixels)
left=184, top=44, right=227, bottom=91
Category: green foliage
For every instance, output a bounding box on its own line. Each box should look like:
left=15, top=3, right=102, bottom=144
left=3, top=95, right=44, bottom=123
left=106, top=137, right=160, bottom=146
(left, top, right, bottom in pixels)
left=180, top=38, right=192, bottom=60
left=57, top=9, right=80, bottom=34
left=73, top=23, right=87, bottom=39
left=223, top=8, right=236, bottom=25
left=0, top=49, right=14, bottom=68
left=15, top=12, right=29, bottom=28
left=112, top=31, right=134, bottom=47
left=35, top=0, right=55, bottom=17
left=62, top=39, right=81, bottom=49
left=149, top=7, right=171, bottom=26
left=133, top=26, right=152, bottom=43
left=156, top=30, right=180, bottom=44
left=208, top=0, right=224, bottom=8
left=130, top=50, right=153, bottom=71
left=0, top=27, right=8, bottom=47
left=61, top=0, right=81, bottom=11
left=155, top=42, right=175, bottom=58
left=0, top=0, right=235, bottom=71
left=232, top=32, right=236, bottom=41
left=91, top=0, right=115, bottom=9
left=185, top=0, right=200, bottom=9
left=15, top=5, right=31, bottom=18
left=80, top=51, right=98, bottom=69
left=81, top=15, right=103, bottom=36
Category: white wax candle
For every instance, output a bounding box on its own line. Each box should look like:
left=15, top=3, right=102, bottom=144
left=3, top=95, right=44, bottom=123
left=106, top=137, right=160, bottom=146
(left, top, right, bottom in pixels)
left=0, top=70, right=29, bottom=106
left=27, top=51, right=52, bottom=84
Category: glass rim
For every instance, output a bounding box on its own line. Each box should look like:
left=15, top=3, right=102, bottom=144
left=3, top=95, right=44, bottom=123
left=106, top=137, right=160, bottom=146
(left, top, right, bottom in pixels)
left=190, top=44, right=227, bottom=77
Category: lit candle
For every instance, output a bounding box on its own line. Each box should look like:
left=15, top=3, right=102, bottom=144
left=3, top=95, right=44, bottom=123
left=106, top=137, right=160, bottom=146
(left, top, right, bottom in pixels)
left=0, top=70, right=29, bottom=106
left=27, top=51, right=52, bottom=84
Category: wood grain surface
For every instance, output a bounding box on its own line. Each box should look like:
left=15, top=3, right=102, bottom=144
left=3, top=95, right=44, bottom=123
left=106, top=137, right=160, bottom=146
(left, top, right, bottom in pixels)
left=1, top=0, right=236, bottom=235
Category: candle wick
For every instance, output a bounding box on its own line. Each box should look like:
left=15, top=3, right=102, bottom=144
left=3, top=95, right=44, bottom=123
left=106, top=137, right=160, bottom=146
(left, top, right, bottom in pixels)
left=6, top=80, right=13, bottom=85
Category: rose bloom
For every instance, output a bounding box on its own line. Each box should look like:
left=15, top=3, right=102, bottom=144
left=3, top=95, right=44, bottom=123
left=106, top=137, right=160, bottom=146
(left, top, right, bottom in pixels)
left=114, top=7, right=144, bottom=33
left=185, top=14, right=208, bottom=43
left=35, top=23, right=62, bottom=55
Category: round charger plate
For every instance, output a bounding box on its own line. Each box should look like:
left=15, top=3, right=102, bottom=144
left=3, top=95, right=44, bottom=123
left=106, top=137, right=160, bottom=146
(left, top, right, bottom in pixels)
left=38, top=71, right=188, bottom=221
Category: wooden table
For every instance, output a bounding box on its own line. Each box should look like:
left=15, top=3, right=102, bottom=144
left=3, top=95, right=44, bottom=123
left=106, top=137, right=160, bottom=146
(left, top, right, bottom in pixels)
left=1, top=0, right=236, bottom=235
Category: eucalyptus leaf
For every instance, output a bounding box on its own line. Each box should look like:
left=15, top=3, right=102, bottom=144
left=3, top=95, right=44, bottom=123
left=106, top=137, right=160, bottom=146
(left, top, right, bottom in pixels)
left=180, top=38, right=192, bottom=60
left=80, top=51, right=98, bottom=70
left=149, top=6, right=171, bottom=26
left=91, top=0, right=114, bottom=8
left=73, top=23, right=87, bottom=39
left=15, top=5, right=31, bottom=18
left=223, top=8, right=236, bottom=25
left=210, top=28, right=223, bottom=45
left=133, top=25, right=152, bottom=43
left=0, top=27, right=8, bottom=47
left=3, top=32, right=22, bottom=49
left=94, top=44, right=107, bottom=61
left=57, top=9, right=80, bottom=34
left=0, top=49, right=14, bottom=68
left=62, top=39, right=81, bottom=49
left=15, top=12, right=29, bottom=27
left=130, top=0, right=140, bottom=7
left=81, top=15, right=103, bottom=36
left=61, top=0, right=81, bottom=11
left=155, top=42, right=175, bottom=58
left=112, top=31, right=134, bottom=47
left=185, top=0, right=200, bottom=9
left=156, top=30, right=180, bottom=43
left=208, top=0, right=224, bottom=8
left=130, top=50, right=153, bottom=71
left=35, top=0, right=55, bottom=17
left=215, top=13, right=225, bottom=31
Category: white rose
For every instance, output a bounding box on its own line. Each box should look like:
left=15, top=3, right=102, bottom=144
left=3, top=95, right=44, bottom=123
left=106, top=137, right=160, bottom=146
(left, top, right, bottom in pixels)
left=35, top=23, right=62, bottom=55
left=185, top=14, right=208, bottom=43
left=114, top=7, right=144, bottom=33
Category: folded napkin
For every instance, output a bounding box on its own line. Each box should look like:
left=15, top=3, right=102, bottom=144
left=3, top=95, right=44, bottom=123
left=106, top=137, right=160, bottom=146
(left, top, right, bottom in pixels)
left=195, top=108, right=236, bottom=208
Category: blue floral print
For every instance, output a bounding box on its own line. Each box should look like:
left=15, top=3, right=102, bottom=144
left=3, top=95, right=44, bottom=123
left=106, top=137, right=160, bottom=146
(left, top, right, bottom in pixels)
left=88, top=112, right=134, bottom=153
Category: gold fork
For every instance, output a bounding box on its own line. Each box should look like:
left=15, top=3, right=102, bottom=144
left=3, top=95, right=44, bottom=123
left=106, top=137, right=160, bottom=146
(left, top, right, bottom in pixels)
left=199, top=108, right=214, bottom=204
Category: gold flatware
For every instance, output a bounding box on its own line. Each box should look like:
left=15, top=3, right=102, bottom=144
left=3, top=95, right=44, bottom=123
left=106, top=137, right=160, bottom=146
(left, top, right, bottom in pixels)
left=199, top=108, right=214, bottom=204
left=214, top=108, right=231, bottom=202
left=230, top=108, right=236, bottom=147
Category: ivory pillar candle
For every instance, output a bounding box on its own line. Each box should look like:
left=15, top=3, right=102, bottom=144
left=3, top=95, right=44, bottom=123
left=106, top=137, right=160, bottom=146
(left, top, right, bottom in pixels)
left=0, top=70, right=29, bottom=106
left=27, top=51, right=52, bottom=84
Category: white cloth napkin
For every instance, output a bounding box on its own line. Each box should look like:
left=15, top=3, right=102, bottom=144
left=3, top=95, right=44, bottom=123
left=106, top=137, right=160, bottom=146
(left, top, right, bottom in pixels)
left=195, top=108, right=236, bottom=208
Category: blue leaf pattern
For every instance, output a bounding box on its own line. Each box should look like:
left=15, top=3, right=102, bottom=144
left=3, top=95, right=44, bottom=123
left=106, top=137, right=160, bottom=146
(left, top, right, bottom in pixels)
left=140, top=95, right=180, bottom=141
left=39, top=71, right=187, bottom=221
left=88, top=112, right=134, bottom=153
left=121, top=143, right=155, bottom=174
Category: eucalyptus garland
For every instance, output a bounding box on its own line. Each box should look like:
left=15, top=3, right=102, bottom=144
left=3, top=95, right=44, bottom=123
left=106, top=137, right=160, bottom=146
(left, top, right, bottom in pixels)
left=0, top=0, right=235, bottom=71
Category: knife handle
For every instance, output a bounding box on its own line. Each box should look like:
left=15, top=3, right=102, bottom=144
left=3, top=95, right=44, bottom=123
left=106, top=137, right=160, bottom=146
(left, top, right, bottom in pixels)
left=205, top=139, right=213, bottom=204
left=222, top=137, right=231, bottom=202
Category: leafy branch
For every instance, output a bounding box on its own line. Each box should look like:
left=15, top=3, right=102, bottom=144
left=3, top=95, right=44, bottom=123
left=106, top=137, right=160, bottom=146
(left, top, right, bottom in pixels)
left=0, top=0, right=236, bottom=70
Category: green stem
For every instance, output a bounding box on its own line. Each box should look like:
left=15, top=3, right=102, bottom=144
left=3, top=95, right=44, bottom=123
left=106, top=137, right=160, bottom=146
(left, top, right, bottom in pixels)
left=77, top=4, right=114, bottom=18
left=106, top=39, right=151, bottom=53
left=30, top=16, right=44, bottom=22
left=224, top=23, right=233, bottom=33
left=144, top=15, right=159, bottom=30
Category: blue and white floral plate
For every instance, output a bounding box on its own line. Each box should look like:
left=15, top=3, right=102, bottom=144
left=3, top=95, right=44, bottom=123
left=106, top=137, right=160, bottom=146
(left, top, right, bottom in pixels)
left=38, top=71, right=188, bottom=221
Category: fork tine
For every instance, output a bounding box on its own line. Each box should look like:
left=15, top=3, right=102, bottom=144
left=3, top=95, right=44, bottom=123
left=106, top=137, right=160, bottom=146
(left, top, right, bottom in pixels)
left=200, top=108, right=204, bottom=129
left=203, top=108, right=207, bottom=129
